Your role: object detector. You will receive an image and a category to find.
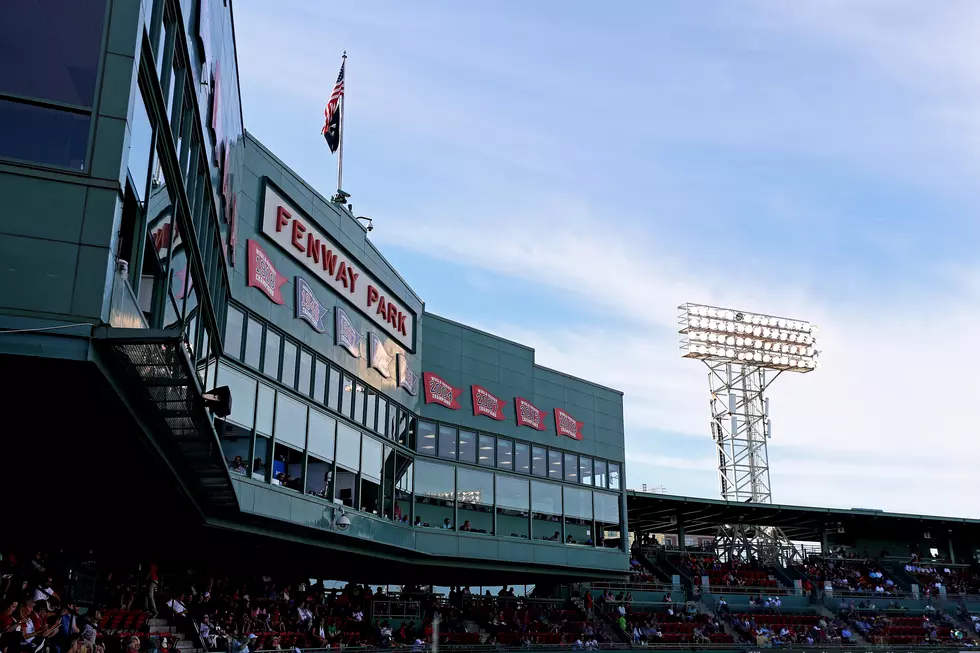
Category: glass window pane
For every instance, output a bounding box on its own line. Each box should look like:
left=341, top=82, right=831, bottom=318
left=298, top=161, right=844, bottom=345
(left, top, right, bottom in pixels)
left=354, top=383, right=365, bottom=423
left=532, top=447, right=546, bottom=477
left=314, top=359, right=327, bottom=404
left=394, top=454, right=413, bottom=524
left=515, top=442, right=530, bottom=474
left=272, top=442, right=302, bottom=490
left=218, top=364, right=256, bottom=429
left=594, top=491, right=620, bottom=525
left=402, top=414, right=417, bottom=450
left=564, top=453, right=578, bottom=482
left=218, top=420, right=251, bottom=474
left=438, top=424, right=457, bottom=460
left=327, top=367, right=340, bottom=411
left=0, top=0, right=107, bottom=106
left=478, top=434, right=495, bottom=467
left=361, top=436, right=382, bottom=482
left=496, top=438, right=513, bottom=470
left=531, top=480, right=563, bottom=515
left=224, top=306, right=243, bottom=360
left=273, top=393, right=307, bottom=450
left=563, top=487, right=593, bottom=520
left=417, top=421, right=436, bottom=455
left=580, top=457, right=594, bottom=486
left=335, top=422, right=361, bottom=471
left=365, top=391, right=377, bottom=431
left=253, top=434, right=271, bottom=481
left=457, top=468, right=494, bottom=535
left=334, top=466, right=357, bottom=508
left=298, top=350, right=312, bottom=396
left=244, top=318, right=262, bottom=368
left=548, top=450, right=562, bottom=480
left=457, top=430, right=476, bottom=464
left=262, top=329, right=280, bottom=377
left=531, top=480, right=563, bottom=543
left=376, top=397, right=387, bottom=437
left=341, top=375, right=353, bottom=417
left=496, top=475, right=529, bottom=510
left=0, top=100, right=89, bottom=170
left=594, top=460, right=607, bottom=489
left=307, top=455, right=332, bottom=500
left=609, top=463, right=621, bottom=490
left=307, top=409, right=336, bottom=461
left=413, top=461, right=454, bottom=529
left=255, top=384, right=274, bottom=435
left=281, top=341, right=297, bottom=388
left=496, top=475, right=529, bottom=539
left=127, top=89, right=153, bottom=205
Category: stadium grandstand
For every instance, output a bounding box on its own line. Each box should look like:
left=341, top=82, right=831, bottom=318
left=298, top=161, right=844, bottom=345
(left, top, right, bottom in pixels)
left=1, top=1, right=979, bottom=653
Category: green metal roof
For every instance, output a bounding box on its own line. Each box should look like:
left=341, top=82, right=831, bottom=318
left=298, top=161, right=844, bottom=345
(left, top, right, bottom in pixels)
left=627, top=490, right=980, bottom=542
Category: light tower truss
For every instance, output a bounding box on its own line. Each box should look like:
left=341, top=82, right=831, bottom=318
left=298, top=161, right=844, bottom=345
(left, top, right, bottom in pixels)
left=678, top=303, right=820, bottom=566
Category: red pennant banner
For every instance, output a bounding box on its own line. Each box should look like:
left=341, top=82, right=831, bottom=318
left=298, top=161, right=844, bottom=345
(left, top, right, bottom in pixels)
left=471, top=385, right=507, bottom=421
left=554, top=407, right=584, bottom=441
left=423, top=372, right=462, bottom=410
left=515, top=397, right=548, bottom=431
left=247, top=239, right=287, bottom=304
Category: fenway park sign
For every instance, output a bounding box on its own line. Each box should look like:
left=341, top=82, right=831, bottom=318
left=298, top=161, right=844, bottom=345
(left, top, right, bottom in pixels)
left=260, top=181, right=415, bottom=349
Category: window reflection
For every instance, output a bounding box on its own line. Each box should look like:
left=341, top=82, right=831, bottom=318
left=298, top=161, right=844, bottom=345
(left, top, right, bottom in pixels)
left=244, top=317, right=262, bottom=369
left=531, top=480, right=562, bottom=541
left=327, top=367, right=340, bottom=411
left=478, top=434, right=495, bottom=467
left=532, top=447, right=546, bottom=477
left=417, top=421, right=436, bottom=454
left=341, top=375, right=353, bottom=417
left=298, top=350, right=312, bottom=396
left=496, top=475, right=529, bottom=539
left=365, top=391, right=376, bottom=431
left=255, top=384, right=274, bottom=436
left=413, top=461, right=454, bottom=529
left=273, top=393, right=307, bottom=451
left=334, top=423, right=360, bottom=509
left=393, top=454, right=413, bottom=525
left=218, top=364, right=256, bottom=429
left=354, top=383, right=365, bottom=424
left=438, top=424, right=456, bottom=460
left=564, top=453, right=578, bottom=482
left=563, top=486, right=593, bottom=545
left=457, top=430, right=476, bottom=464
left=376, top=397, right=387, bottom=437
left=580, top=457, right=594, bottom=486
left=127, top=88, right=154, bottom=205
left=594, top=491, right=620, bottom=547
left=548, top=450, right=562, bottom=479
left=515, top=442, right=530, bottom=474
left=281, top=340, right=297, bottom=388
left=314, top=359, right=327, bottom=404
left=217, top=420, right=250, bottom=475
left=262, top=329, right=280, bottom=377
left=609, top=463, right=621, bottom=490
left=496, top=438, right=513, bottom=470
left=224, top=306, right=243, bottom=360
left=360, top=436, right=382, bottom=514
left=272, top=442, right=302, bottom=491
left=593, top=460, right=607, bottom=489
left=457, top=468, right=493, bottom=534
left=253, top=434, right=271, bottom=482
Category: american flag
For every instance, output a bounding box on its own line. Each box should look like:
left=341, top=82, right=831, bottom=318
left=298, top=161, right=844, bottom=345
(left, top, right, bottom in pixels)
left=321, top=60, right=345, bottom=152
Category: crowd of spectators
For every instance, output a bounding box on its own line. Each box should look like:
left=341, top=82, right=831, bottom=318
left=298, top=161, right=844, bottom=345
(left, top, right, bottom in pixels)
left=727, top=611, right=848, bottom=647
left=801, top=558, right=898, bottom=594
left=904, top=555, right=980, bottom=596
left=617, top=601, right=729, bottom=645
left=674, top=555, right=778, bottom=589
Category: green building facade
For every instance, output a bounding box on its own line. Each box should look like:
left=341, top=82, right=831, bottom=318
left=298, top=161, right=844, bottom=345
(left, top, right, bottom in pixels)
left=0, top=0, right=628, bottom=581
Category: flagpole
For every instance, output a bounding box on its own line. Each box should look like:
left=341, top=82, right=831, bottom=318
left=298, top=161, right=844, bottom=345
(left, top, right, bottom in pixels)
left=337, top=51, right=347, bottom=194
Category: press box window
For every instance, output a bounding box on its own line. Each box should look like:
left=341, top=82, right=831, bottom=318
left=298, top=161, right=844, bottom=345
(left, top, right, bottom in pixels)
left=531, top=447, right=546, bottom=477
left=457, top=430, right=476, bottom=464
left=224, top=306, right=244, bottom=360
left=609, top=463, right=621, bottom=490
left=244, top=318, right=262, bottom=369
left=496, top=438, right=513, bottom=470
left=548, top=449, right=562, bottom=479
left=478, top=434, right=495, bottom=467
left=281, top=340, right=298, bottom=389
left=438, top=425, right=457, bottom=460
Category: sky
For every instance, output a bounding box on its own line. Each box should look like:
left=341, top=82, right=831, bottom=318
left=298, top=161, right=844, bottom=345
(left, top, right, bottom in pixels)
left=232, top=0, right=980, bottom=519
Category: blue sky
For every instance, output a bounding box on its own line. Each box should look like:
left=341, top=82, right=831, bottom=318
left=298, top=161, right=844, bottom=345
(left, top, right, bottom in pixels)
left=233, top=0, right=980, bottom=518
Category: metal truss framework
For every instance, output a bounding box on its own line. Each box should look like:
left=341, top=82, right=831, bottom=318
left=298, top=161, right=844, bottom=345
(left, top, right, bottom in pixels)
left=705, top=360, right=803, bottom=566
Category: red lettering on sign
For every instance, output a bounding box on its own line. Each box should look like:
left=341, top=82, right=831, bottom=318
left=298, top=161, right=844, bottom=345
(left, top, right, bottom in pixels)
left=291, top=219, right=306, bottom=252
left=397, top=312, right=407, bottom=336
left=276, top=206, right=290, bottom=232
left=335, top=261, right=349, bottom=288
left=321, top=247, right=337, bottom=276
left=376, top=297, right=387, bottom=319
left=347, top=267, right=359, bottom=293
left=306, top=233, right=321, bottom=264
left=387, top=304, right=397, bottom=326
left=367, top=285, right=379, bottom=307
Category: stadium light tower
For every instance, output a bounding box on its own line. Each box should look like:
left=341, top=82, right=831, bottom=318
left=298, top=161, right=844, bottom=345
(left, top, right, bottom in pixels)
left=678, top=303, right=820, bottom=563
